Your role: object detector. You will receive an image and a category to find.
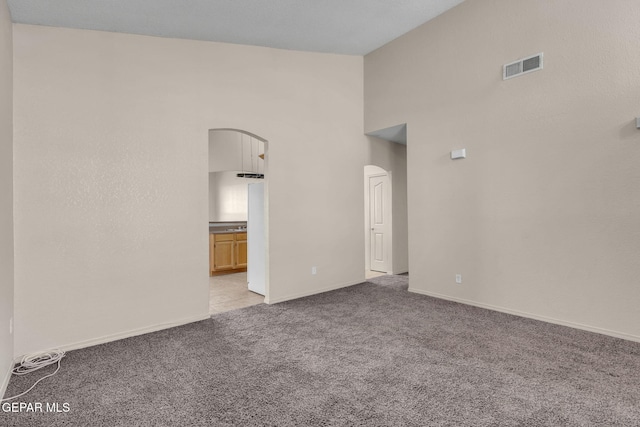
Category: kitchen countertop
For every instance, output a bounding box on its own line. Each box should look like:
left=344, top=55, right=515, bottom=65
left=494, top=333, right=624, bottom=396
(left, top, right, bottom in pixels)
left=209, top=228, right=247, bottom=234
left=209, top=222, right=247, bottom=234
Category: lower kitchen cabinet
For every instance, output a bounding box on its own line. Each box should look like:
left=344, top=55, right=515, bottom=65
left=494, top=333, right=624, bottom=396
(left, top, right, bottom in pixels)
left=234, top=234, right=248, bottom=268
left=210, top=232, right=247, bottom=276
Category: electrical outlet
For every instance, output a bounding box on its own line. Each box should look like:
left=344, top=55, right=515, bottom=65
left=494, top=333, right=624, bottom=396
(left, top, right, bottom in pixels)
left=9, top=317, right=13, bottom=335
left=311, top=266, right=317, bottom=275
left=455, top=274, right=462, bottom=284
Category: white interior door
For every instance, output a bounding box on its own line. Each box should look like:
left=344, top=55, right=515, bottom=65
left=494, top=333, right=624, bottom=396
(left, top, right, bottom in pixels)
left=369, top=174, right=390, bottom=273
left=247, top=182, right=265, bottom=295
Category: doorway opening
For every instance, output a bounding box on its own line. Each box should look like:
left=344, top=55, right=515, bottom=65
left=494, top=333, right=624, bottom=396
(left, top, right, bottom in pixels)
left=365, top=165, right=391, bottom=280
left=363, top=124, right=409, bottom=282
left=208, top=128, right=268, bottom=314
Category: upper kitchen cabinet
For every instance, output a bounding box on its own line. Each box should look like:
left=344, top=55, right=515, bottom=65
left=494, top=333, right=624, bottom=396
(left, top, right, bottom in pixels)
left=208, top=129, right=265, bottom=174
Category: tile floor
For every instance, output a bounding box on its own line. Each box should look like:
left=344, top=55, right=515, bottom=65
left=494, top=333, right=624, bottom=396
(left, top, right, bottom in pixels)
left=365, top=270, right=387, bottom=280
left=209, top=272, right=265, bottom=315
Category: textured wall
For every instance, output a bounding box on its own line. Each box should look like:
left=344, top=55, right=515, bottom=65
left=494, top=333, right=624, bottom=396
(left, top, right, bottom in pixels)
left=365, top=0, right=640, bottom=340
left=0, top=0, right=14, bottom=392
left=13, top=24, right=365, bottom=355
left=208, top=172, right=262, bottom=222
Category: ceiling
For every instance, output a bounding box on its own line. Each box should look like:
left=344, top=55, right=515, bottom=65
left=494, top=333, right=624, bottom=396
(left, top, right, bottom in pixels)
left=6, top=0, right=465, bottom=55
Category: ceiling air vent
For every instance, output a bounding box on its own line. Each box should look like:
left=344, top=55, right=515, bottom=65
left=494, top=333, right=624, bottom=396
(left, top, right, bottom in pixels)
left=503, top=53, right=543, bottom=80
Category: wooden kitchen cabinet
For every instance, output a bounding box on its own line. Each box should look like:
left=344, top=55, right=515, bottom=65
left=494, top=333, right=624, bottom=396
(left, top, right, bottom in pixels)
left=212, top=234, right=234, bottom=271
left=210, top=232, right=247, bottom=276
left=234, top=233, right=248, bottom=268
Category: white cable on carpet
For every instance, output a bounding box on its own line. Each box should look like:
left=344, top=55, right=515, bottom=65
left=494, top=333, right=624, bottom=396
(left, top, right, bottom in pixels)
left=0, top=350, right=65, bottom=402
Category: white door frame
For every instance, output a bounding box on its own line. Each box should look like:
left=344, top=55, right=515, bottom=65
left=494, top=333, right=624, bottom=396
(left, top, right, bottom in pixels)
left=364, top=167, right=393, bottom=274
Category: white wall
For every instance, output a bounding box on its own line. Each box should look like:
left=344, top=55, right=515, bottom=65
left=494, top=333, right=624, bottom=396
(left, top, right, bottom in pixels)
left=0, top=0, right=14, bottom=395
left=13, top=25, right=365, bottom=356
left=209, top=171, right=262, bottom=222
left=365, top=0, right=640, bottom=341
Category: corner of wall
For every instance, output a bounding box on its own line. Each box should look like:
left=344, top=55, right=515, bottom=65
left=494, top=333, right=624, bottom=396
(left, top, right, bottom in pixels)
left=0, top=0, right=14, bottom=401
left=364, top=0, right=640, bottom=340
left=0, top=358, right=13, bottom=400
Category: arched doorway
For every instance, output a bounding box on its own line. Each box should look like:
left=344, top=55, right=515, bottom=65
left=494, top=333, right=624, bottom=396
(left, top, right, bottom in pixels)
left=208, top=128, right=268, bottom=313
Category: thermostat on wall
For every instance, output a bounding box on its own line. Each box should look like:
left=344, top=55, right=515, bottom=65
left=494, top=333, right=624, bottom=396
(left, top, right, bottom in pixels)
left=451, top=148, right=466, bottom=160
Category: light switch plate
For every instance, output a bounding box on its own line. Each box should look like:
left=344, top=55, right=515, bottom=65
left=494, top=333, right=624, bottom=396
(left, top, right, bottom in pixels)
left=451, top=148, right=466, bottom=160
left=636, top=118, right=640, bottom=129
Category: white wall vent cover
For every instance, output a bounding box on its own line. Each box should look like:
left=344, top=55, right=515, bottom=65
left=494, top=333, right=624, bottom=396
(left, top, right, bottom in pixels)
left=503, top=53, right=543, bottom=80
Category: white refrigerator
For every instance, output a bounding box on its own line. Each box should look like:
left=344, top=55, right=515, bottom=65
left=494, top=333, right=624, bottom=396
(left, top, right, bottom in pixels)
left=247, top=183, right=265, bottom=295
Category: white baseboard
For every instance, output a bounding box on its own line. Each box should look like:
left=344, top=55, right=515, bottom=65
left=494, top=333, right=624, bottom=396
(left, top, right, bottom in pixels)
left=0, top=357, right=13, bottom=400
left=20, top=313, right=211, bottom=358
left=265, top=278, right=365, bottom=305
left=408, top=287, right=640, bottom=344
